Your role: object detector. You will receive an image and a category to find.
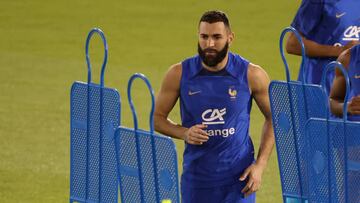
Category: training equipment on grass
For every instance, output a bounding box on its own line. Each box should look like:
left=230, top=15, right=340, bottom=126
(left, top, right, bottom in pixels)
left=70, top=28, right=120, bottom=203
left=269, top=27, right=328, bottom=203
left=114, top=73, right=180, bottom=203
left=306, top=61, right=360, bottom=203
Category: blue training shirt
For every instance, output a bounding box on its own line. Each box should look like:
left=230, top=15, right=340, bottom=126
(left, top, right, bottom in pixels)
left=348, top=44, right=360, bottom=121
left=291, top=0, right=360, bottom=90
left=179, top=52, right=255, bottom=188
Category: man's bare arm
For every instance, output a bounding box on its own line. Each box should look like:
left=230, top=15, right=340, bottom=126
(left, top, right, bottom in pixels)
left=330, top=49, right=360, bottom=116
left=154, top=63, right=209, bottom=145
left=240, top=63, right=275, bottom=196
left=286, top=32, right=358, bottom=58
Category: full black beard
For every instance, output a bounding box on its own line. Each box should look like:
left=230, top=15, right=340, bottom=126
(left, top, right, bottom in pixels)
left=198, top=42, right=229, bottom=67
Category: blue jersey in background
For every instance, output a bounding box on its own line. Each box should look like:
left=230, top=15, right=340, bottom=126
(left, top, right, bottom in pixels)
left=292, top=0, right=360, bottom=90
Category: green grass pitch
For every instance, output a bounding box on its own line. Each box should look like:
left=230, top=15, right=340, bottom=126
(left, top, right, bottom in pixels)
left=0, top=0, right=301, bottom=202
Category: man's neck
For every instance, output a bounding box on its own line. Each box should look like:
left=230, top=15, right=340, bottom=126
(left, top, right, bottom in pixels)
left=201, top=52, right=229, bottom=72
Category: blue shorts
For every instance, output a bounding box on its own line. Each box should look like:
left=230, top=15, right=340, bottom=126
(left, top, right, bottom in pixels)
left=181, top=181, right=256, bottom=203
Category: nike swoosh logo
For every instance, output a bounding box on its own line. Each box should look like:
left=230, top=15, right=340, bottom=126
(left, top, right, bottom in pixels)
left=355, top=75, right=360, bottom=79
left=336, top=12, right=346, bottom=18
left=188, top=90, right=201, bottom=96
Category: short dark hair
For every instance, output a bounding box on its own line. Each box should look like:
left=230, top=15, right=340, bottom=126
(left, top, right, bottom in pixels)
left=199, top=10, right=231, bottom=30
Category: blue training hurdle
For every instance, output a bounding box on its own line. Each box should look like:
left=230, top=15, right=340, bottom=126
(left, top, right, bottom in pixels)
left=70, top=28, right=120, bottom=203
left=269, top=27, right=328, bottom=203
left=306, top=61, right=360, bottom=203
left=114, top=73, right=180, bottom=203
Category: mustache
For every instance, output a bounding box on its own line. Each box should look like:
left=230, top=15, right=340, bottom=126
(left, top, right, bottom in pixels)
left=203, top=48, right=218, bottom=53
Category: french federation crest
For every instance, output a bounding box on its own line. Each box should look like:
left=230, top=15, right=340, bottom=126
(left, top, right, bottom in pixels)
left=228, top=86, right=237, bottom=99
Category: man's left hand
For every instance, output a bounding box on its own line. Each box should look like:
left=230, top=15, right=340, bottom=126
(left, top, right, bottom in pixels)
left=239, top=163, right=265, bottom=197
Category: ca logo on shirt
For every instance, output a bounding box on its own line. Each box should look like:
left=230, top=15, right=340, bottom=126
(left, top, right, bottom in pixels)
left=343, top=26, right=360, bottom=41
left=201, top=108, right=236, bottom=137
left=201, top=108, right=226, bottom=125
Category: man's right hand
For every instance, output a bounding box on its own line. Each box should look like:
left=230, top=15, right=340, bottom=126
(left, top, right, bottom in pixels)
left=348, top=95, right=360, bottom=115
left=342, top=40, right=360, bottom=52
left=184, top=124, right=209, bottom=145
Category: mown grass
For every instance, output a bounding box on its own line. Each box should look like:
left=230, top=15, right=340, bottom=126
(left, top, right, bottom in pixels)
left=0, top=0, right=301, bottom=202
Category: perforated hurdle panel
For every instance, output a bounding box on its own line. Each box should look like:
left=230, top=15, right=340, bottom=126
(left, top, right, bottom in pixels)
left=306, top=119, right=345, bottom=203
left=71, top=84, right=119, bottom=202
left=115, top=128, right=179, bottom=203
left=346, top=123, right=360, bottom=203
left=270, top=81, right=327, bottom=200
left=307, top=120, right=360, bottom=203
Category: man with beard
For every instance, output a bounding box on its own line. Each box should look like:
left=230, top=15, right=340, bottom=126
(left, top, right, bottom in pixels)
left=154, top=10, right=274, bottom=202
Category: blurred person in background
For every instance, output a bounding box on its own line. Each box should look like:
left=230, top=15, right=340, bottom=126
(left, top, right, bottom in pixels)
left=286, top=0, right=360, bottom=91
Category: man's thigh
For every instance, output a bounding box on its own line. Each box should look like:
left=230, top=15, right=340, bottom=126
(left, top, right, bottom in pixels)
left=181, top=182, right=256, bottom=203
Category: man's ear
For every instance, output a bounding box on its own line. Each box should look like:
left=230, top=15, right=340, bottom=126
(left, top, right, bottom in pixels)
left=228, top=31, right=235, bottom=45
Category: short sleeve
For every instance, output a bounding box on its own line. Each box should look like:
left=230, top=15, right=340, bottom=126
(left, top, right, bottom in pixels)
left=291, top=0, right=324, bottom=37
